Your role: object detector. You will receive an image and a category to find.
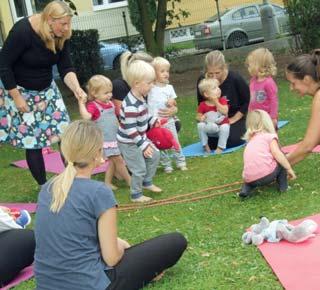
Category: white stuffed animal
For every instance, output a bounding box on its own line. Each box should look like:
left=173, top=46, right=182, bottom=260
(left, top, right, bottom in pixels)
left=242, top=217, right=317, bottom=246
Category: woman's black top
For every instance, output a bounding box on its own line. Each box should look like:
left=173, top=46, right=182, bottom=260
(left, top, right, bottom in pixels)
left=0, top=17, right=75, bottom=91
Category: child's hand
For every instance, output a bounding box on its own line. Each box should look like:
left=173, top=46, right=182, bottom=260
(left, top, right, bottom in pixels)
left=287, top=168, right=296, bottom=180
left=200, top=115, right=206, bottom=122
left=166, top=99, right=176, bottom=108
left=143, top=145, right=154, bottom=158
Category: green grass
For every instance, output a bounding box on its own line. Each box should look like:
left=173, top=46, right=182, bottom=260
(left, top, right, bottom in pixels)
left=166, top=40, right=195, bottom=51
left=1, top=79, right=320, bottom=289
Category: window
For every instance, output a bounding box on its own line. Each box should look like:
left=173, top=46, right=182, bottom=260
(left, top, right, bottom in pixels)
left=9, top=0, right=33, bottom=22
left=31, top=0, right=52, bottom=12
left=242, top=6, right=259, bottom=18
left=92, top=0, right=127, bottom=11
left=232, top=10, right=242, bottom=20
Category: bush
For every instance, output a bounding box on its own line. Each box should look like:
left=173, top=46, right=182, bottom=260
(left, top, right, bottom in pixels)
left=69, top=29, right=103, bottom=86
left=284, top=0, right=320, bottom=53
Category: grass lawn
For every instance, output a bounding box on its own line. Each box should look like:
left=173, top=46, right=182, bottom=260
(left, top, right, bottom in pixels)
left=1, top=79, right=320, bottom=289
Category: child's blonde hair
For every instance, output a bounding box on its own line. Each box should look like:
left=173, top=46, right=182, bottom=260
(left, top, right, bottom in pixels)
left=153, top=56, right=170, bottom=69
left=86, top=75, right=112, bottom=101
left=198, top=78, right=220, bottom=96
left=120, top=51, right=153, bottom=83
left=246, top=48, right=277, bottom=78
left=243, top=109, right=276, bottom=141
left=49, top=120, right=103, bottom=213
left=39, top=0, right=73, bottom=53
left=126, top=60, right=155, bottom=88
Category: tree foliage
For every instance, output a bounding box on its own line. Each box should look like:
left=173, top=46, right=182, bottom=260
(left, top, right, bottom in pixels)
left=127, top=0, right=190, bottom=56
left=284, top=0, right=320, bottom=53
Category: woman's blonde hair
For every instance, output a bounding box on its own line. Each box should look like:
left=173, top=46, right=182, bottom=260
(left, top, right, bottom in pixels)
left=39, top=0, right=73, bottom=53
left=204, top=50, right=227, bottom=73
left=49, top=120, right=103, bottom=213
left=126, top=60, right=155, bottom=88
left=120, top=51, right=153, bottom=82
left=86, top=75, right=112, bottom=101
left=198, top=78, right=220, bottom=96
left=243, top=109, right=276, bottom=141
left=246, top=47, right=277, bottom=78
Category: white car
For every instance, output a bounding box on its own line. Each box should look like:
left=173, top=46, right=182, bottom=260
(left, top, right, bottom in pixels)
left=193, top=3, right=290, bottom=50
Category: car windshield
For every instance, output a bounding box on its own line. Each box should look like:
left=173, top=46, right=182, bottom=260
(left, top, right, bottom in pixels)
left=205, top=10, right=228, bottom=23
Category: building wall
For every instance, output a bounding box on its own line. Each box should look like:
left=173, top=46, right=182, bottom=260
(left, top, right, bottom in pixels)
left=0, top=1, right=14, bottom=39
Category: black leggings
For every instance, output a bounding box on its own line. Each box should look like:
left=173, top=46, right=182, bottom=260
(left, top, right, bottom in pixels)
left=0, top=229, right=35, bottom=287
left=208, top=117, right=246, bottom=149
left=25, top=143, right=65, bottom=185
left=106, top=232, right=187, bottom=290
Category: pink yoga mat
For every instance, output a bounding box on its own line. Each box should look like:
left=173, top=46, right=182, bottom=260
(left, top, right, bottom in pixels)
left=0, top=265, right=34, bottom=290
left=258, top=214, right=320, bottom=290
left=11, top=151, right=109, bottom=175
left=282, top=143, right=320, bottom=154
left=0, top=203, right=37, bottom=213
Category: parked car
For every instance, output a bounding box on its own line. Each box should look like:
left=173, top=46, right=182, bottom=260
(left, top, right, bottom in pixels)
left=99, top=41, right=128, bottom=70
left=53, top=41, right=128, bottom=79
left=193, top=3, right=290, bottom=50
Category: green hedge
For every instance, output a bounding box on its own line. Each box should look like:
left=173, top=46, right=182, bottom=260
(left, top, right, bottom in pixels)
left=70, top=29, right=103, bottom=86
left=284, top=0, right=320, bottom=52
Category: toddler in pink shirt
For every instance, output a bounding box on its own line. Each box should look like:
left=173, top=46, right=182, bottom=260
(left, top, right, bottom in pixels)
left=246, top=48, right=278, bottom=128
left=239, top=110, right=296, bottom=198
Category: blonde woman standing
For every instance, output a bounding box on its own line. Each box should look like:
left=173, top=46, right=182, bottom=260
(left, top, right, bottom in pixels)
left=0, top=1, right=86, bottom=186
left=35, top=120, right=187, bottom=290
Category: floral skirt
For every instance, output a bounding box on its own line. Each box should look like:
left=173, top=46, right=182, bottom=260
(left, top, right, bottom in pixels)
left=0, top=81, right=70, bottom=149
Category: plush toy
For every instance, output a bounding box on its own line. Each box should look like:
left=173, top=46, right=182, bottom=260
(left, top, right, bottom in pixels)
left=242, top=217, right=317, bottom=246
left=205, top=111, right=225, bottom=125
left=147, top=122, right=180, bottom=151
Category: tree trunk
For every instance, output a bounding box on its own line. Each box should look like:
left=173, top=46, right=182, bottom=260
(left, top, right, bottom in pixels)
left=155, top=0, right=168, bottom=56
left=137, top=0, right=160, bottom=56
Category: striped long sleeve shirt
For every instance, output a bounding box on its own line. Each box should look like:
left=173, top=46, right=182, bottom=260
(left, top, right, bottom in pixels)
left=117, top=91, right=157, bottom=151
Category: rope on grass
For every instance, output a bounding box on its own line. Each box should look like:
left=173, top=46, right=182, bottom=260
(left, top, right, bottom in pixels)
left=118, top=180, right=242, bottom=212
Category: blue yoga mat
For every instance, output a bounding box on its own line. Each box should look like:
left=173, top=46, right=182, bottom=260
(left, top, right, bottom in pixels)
left=182, top=120, right=289, bottom=157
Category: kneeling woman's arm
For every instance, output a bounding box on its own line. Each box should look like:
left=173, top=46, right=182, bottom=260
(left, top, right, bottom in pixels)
left=98, top=207, right=129, bottom=266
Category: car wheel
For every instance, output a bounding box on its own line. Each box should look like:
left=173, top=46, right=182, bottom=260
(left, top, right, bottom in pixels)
left=227, top=32, right=248, bottom=48
left=113, top=54, right=121, bottom=70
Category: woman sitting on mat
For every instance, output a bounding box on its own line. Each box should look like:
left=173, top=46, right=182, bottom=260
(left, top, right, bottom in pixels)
left=34, top=120, right=187, bottom=290
left=286, top=49, right=320, bottom=165
left=196, top=50, right=250, bottom=149
left=0, top=229, right=35, bottom=287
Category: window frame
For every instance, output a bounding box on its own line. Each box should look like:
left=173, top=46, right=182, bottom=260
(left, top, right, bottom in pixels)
left=9, top=0, right=33, bottom=23
left=92, top=0, right=128, bottom=11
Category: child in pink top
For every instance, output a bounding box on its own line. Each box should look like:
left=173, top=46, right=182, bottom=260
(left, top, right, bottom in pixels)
left=246, top=48, right=278, bottom=128
left=239, top=110, right=296, bottom=198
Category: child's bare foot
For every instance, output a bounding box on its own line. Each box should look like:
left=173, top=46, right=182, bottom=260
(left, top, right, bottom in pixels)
left=131, top=195, right=153, bottom=203
left=143, top=184, right=162, bottom=193
left=106, top=183, right=118, bottom=190
left=215, top=147, right=223, bottom=154
left=204, top=144, right=211, bottom=153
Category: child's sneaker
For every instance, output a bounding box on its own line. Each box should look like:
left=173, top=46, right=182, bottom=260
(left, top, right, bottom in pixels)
left=131, top=195, right=153, bottom=203
left=164, top=167, right=173, bottom=174
left=15, top=210, right=31, bottom=228
left=143, top=184, right=162, bottom=193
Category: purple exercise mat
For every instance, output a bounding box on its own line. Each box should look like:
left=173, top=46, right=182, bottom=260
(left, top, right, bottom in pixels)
left=11, top=151, right=109, bottom=175
left=0, top=265, right=34, bottom=290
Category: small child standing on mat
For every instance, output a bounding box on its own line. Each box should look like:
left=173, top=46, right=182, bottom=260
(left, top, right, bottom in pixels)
left=239, top=109, right=296, bottom=198
left=78, top=75, right=131, bottom=190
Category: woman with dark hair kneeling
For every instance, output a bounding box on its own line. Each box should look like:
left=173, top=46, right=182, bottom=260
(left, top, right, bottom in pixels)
left=34, top=120, right=187, bottom=290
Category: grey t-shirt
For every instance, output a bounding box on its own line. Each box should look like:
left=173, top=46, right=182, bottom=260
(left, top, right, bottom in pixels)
left=35, top=178, right=117, bottom=290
